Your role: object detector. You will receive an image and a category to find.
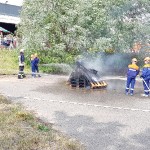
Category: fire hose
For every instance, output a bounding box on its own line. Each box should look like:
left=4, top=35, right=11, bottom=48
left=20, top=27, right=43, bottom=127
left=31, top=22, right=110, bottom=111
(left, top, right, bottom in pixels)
left=141, top=77, right=150, bottom=91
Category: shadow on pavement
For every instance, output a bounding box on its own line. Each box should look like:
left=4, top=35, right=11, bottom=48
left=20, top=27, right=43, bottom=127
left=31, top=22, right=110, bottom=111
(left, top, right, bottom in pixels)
left=55, top=111, right=150, bottom=150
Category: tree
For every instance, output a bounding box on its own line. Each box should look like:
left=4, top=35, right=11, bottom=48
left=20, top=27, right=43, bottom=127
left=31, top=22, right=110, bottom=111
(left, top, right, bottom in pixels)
left=18, top=0, right=150, bottom=53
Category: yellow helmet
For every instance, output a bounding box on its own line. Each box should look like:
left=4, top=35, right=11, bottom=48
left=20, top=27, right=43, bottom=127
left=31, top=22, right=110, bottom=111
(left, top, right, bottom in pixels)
left=34, top=53, right=38, bottom=57
left=31, top=54, right=35, bottom=60
left=144, top=57, right=150, bottom=61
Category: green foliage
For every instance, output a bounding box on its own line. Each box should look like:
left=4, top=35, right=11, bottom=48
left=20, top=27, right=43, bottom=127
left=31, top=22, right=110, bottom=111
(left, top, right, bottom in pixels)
left=38, top=124, right=49, bottom=132
left=41, top=65, right=63, bottom=74
left=36, top=49, right=77, bottom=64
left=41, top=63, right=72, bottom=75
left=0, top=50, right=19, bottom=74
left=18, top=0, right=150, bottom=56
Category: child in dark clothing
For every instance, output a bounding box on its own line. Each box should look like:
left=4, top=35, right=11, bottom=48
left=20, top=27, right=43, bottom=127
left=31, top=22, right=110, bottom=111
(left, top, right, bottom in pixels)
left=18, top=49, right=25, bottom=79
left=31, top=54, right=36, bottom=77
left=125, top=58, right=140, bottom=96
left=34, top=53, right=41, bottom=77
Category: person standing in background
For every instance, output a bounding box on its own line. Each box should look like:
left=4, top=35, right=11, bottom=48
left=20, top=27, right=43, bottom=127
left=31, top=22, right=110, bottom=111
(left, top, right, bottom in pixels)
left=140, top=57, right=150, bottom=97
left=30, top=54, right=36, bottom=78
left=34, top=53, right=41, bottom=77
left=125, top=58, right=140, bottom=96
left=18, top=49, right=25, bottom=79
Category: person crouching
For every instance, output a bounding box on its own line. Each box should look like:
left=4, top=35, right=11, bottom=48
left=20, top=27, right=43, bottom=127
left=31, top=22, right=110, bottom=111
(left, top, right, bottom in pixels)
left=125, top=58, right=140, bottom=96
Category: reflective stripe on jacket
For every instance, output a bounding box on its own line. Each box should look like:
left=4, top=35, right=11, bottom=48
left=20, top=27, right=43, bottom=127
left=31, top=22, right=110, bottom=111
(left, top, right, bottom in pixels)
left=18, top=54, right=25, bottom=66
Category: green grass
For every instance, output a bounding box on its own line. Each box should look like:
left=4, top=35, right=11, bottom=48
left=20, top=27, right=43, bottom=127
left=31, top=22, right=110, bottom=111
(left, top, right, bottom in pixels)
left=0, top=50, right=72, bottom=75
left=0, top=95, right=84, bottom=150
left=0, top=50, right=18, bottom=74
left=0, top=50, right=30, bottom=75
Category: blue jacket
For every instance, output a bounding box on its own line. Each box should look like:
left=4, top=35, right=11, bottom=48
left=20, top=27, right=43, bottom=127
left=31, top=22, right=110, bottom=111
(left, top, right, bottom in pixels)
left=18, top=53, right=25, bottom=66
left=141, top=64, right=150, bottom=80
left=127, top=64, right=139, bottom=78
left=20, top=54, right=25, bottom=63
left=31, top=59, right=36, bottom=68
left=34, top=57, right=39, bottom=66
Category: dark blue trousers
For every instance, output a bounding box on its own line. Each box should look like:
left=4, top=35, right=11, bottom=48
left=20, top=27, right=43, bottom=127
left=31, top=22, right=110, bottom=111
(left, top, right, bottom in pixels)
left=126, top=77, right=136, bottom=94
left=35, top=65, right=39, bottom=73
left=31, top=65, right=36, bottom=77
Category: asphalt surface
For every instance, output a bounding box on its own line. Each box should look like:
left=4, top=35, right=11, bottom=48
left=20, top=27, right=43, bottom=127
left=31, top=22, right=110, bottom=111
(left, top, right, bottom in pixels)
left=0, top=75, right=150, bottom=150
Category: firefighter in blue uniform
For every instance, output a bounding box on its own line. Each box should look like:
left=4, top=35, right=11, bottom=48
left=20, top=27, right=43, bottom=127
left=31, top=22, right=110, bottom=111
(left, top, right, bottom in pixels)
left=140, top=57, right=150, bottom=97
left=34, top=53, right=41, bottom=77
left=125, top=58, right=140, bottom=95
left=18, top=49, right=25, bottom=79
left=31, top=54, right=36, bottom=77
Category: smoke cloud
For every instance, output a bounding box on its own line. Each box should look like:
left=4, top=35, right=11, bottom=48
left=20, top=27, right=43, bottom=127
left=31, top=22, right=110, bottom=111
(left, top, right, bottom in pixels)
left=76, top=53, right=131, bottom=76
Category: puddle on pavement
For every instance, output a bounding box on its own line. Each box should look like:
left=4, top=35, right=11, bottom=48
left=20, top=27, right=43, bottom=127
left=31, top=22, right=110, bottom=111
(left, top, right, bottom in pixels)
left=34, top=78, right=144, bottom=103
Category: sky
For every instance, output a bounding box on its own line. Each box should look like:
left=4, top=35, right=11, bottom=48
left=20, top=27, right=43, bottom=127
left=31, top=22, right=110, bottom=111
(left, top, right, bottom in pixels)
left=0, top=0, right=23, bottom=6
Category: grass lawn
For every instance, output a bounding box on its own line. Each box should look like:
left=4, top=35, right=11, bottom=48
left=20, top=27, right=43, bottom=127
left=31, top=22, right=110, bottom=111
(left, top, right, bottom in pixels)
left=0, top=49, right=73, bottom=75
left=0, top=95, right=84, bottom=150
left=0, top=50, right=30, bottom=75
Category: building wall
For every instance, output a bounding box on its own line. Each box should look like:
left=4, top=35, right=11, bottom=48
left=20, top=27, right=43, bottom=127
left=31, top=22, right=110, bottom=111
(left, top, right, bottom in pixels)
left=0, top=3, right=21, bottom=17
left=0, top=3, right=21, bottom=33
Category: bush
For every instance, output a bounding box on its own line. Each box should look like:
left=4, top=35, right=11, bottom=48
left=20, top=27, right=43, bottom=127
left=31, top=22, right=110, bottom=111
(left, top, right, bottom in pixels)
left=40, top=63, right=72, bottom=75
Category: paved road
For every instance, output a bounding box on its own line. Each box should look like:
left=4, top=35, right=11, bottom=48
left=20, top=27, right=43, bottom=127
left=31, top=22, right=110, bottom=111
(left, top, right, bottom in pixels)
left=0, top=75, right=150, bottom=150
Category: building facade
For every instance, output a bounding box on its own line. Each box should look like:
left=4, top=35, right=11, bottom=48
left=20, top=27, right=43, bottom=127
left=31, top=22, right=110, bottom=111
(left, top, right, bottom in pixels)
left=0, top=3, right=21, bottom=33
